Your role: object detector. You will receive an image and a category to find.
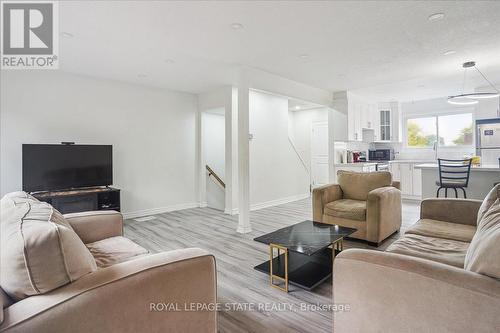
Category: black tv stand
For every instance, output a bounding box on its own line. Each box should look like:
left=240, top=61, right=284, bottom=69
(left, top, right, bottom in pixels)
left=32, top=187, right=121, bottom=214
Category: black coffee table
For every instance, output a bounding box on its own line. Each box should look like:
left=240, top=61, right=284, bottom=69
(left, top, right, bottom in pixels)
left=254, top=220, right=356, bottom=292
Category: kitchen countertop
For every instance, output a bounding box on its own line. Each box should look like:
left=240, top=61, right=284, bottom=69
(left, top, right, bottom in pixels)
left=334, top=162, right=378, bottom=167
left=415, top=163, right=500, bottom=172
left=388, top=160, right=436, bottom=164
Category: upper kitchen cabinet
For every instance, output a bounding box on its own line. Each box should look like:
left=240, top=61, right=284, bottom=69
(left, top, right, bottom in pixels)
left=346, top=92, right=378, bottom=141
left=376, top=101, right=401, bottom=142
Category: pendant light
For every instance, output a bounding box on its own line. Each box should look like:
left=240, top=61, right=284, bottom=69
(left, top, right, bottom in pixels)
left=448, top=61, right=499, bottom=105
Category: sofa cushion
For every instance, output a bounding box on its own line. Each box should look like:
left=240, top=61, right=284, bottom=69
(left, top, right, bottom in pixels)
left=386, top=234, right=469, bottom=268
left=0, top=191, right=39, bottom=209
left=0, top=194, right=97, bottom=301
left=325, top=199, right=366, bottom=221
left=337, top=171, right=392, bottom=201
left=477, top=184, right=500, bottom=224
left=465, top=198, right=500, bottom=279
left=86, top=236, right=149, bottom=268
left=405, top=219, right=476, bottom=243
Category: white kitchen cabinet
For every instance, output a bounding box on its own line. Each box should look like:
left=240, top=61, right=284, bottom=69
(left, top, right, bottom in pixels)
left=389, top=162, right=423, bottom=199
left=399, top=163, right=413, bottom=196
left=348, top=102, right=378, bottom=141
left=379, top=110, right=391, bottom=141
left=412, top=165, right=422, bottom=196
left=375, top=102, right=401, bottom=142
left=389, top=162, right=401, bottom=181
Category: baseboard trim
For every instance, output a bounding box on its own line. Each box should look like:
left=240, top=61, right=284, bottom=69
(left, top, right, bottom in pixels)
left=228, top=193, right=310, bottom=215
left=224, top=208, right=239, bottom=215
left=123, top=193, right=310, bottom=219
left=123, top=202, right=199, bottom=219
left=251, top=193, right=310, bottom=211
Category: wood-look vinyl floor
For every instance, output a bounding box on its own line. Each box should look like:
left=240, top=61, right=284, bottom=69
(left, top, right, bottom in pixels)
left=124, top=198, right=420, bottom=333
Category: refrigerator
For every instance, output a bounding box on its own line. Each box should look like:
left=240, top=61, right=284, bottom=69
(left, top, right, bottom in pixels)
left=476, top=118, right=500, bottom=166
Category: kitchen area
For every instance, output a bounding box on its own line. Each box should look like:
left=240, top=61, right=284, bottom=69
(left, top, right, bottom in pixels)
left=333, top=92, right=500, bottom=201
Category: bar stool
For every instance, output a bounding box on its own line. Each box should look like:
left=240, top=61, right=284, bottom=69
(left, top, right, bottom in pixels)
left=436, top=158, right=472, bottom=198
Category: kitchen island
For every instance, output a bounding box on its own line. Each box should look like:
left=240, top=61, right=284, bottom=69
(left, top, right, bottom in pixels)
left=415, top=163, right=500, bottom=200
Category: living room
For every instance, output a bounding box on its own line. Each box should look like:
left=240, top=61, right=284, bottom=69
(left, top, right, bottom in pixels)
left=1, top=1, right=500, bottom=333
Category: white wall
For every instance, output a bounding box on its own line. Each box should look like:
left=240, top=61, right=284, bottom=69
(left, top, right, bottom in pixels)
left=249, top=91, right=310, bottom=208
left=0, top=71, right=198, bottom=217
left=202, top=111, right=225, bottom=210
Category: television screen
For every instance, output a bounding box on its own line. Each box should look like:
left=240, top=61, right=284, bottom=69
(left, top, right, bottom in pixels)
left=22, top=144, right=113, bottom=192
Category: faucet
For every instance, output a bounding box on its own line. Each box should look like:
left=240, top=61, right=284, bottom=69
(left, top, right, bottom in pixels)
left=433, top=141, right=438, bottom=160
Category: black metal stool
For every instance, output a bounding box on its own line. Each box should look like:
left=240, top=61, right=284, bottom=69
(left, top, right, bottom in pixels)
left=436, top=158, right=472, bottom=198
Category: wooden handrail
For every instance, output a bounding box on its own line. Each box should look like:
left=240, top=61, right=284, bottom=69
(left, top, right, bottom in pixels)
left=206, top=165, right=226, bottom=188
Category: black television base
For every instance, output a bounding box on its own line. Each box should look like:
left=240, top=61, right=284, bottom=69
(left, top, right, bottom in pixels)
left=32, top=187, right=121, bottom=214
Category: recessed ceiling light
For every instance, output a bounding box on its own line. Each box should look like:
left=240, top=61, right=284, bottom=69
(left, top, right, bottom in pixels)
left=428, top=13, right=445, bottom=21
left=164, top=59, right=175, bottom=64
left=230, top=23, right=244, bottom=30
left=443, top=50, right=456, bottom=56
left=299, top=54, right=309, bottom=59
left=295, top=106, right=301, bottom=110
left=137, top=74, right=147, bottom=78
left=61, top=32, right=74, bottom=38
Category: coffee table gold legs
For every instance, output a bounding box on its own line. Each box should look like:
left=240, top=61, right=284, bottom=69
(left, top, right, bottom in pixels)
left=334, top=238, right=344, bottom=252
left=332, top=238, right=344, bottom=267
left=269, top=243, right=288, bottom=292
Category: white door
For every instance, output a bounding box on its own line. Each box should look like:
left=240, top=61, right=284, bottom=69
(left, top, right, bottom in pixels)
left=311, top=122, right=329, bottom=186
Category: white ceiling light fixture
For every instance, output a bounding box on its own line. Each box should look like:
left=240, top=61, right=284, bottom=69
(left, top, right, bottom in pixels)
left=230, top=23, right=244, bottom=30
left=448, top=61, right=500, bottom=105
left=428, top=13, right=445, bottom=21
left=299, top=54, right=309, bottom=59
left=443, top=50, right=456, bottom=56
left=295, top=105, right=301, bottom=110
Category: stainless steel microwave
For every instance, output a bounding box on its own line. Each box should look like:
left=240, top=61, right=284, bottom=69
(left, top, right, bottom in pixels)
left=369, top=149, right=394, bottom=161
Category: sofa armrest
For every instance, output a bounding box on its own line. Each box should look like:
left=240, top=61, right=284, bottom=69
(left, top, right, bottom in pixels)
left=312, top=184, right=343, bottom=222
left=420, top=198, right=482, bottom=226
left=333, top=249, right=500, bottom=333
left=0, top=248, right=217, bottom=333
left=366, top=186, right=402, bottom=243
left=64, top=210, right=123, bottom=243
left=391, top=180, right=400, bottom=190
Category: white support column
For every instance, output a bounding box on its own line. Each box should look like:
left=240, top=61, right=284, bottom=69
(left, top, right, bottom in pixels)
left=237, top=80, right=252, bottom=233
left=225, top=87, right=239, bottom=215
left=195, top=106, right=204, bottom=206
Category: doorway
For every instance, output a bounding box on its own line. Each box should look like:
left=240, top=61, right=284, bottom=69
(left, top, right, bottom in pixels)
left=311, top=121, right=329, bottom=186
left=201, top=109, right=225, bottom=211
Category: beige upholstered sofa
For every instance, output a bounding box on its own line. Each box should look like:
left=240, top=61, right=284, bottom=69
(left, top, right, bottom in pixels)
left=313, top=171, right=402, bottom=246
left=0, top=192, right=217, bottom=333
left=333, top=185, right=500, bottom=332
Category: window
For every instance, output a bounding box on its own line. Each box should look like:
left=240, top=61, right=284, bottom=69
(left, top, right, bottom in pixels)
left=406, top=117, right=437, bottom=148
left=406, top=113, right=473, bottom=148
left=438, top=113, right=473, bottom=146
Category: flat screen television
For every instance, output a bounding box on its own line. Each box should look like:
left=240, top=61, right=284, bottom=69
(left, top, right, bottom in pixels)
left=22, top=144, right=113, bottom=192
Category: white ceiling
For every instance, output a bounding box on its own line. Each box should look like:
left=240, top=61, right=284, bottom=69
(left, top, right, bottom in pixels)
left=288, top=97, right=322, bottom=111
left=59, top=1, right=500, bottom=101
